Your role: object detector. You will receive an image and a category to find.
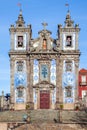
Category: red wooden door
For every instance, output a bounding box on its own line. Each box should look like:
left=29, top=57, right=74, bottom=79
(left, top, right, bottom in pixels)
left=40, top=91, right=50, bottom=109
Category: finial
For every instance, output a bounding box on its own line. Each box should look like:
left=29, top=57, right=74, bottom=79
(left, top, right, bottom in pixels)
left=67, top=9, right=70, bottom=16
left=19, top=9, right=22, bottom=15
left=42, top=22, right=48, bottom=30
left=16, top=3, right=25, bottom=27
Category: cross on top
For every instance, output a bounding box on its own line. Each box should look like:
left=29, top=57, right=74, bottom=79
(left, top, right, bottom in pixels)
left=17, top=3, right=22, bottom=10
left=42, top=22, right=48, bottom=30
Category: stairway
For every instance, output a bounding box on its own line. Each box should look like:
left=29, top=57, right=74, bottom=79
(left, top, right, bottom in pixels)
left=0, top=110, right=27, bottom=122
left=0, top=109, right=86, bottom=123
left=29, top=109, right=59, bottom=123
left=62, top=110, right=87, bottom=123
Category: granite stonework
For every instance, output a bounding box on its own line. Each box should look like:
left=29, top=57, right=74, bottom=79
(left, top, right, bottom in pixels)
left=9, top=9, right=80, bottom=110
left=9, top=123, right=86, bottom=130
left=0, top=110, right=86, bottom=130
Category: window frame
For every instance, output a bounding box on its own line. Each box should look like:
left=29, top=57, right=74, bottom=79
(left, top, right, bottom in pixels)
left=17, top=61, right=24, bottom=72
left=66, top=35, right=72, bottom=47
left=17, top=36, right=24, bottom=47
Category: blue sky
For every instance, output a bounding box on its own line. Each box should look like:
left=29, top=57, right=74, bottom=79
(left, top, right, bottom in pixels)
left=0, top=0, right=87, bottom=94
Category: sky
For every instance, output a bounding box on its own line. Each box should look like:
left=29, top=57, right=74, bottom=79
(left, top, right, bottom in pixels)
left=0, top=0, right=87, bottom=95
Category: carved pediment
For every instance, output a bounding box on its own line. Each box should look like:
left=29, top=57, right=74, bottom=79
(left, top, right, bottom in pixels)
left=16, top=86, right=25, bottom=89
left=30, top=37, right=58, bottom=53
left=33, top=81, right=56, bottom=89
left=29, top=23, right=59, bottom=53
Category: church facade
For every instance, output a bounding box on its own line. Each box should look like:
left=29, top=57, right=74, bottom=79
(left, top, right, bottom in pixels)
left=9, top=10, right=80, bottom=110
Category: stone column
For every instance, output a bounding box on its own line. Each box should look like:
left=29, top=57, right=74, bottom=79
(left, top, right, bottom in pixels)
left=75, top=58, right=79, bottom=102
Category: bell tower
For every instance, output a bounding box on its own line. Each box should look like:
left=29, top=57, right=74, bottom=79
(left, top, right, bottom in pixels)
left=58, top=10, right=80, bottom=109
left=9, top=10, right=32, bottom=110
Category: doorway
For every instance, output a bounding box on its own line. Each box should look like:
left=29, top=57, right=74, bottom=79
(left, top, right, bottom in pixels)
left=40, top=90, right=50, bottom=109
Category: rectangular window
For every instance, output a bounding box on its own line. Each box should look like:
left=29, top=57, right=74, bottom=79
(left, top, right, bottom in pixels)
left=17, top=36, right=23, bottom=47
left=65, top=87, right=72, bottom=98
left=66, top=36, right=72, bottom=47
left=66, top=89, right=72, bottom=97
left=65, top=61, right=72, bottom=72
left=17, top=61, right=23, bottom=72
left=81, top=75, right=86, bottom=85
left=18, top=90, right=23, bottom=97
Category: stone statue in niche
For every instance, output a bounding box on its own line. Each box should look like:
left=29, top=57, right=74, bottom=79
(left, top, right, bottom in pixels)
left=43, top=38, right=47, bottom=50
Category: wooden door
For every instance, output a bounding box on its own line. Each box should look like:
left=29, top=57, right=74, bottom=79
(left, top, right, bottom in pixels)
left=40, top=91, right=50, bottom=109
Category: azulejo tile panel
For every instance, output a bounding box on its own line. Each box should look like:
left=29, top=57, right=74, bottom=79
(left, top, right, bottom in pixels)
left=33, top=59, right=39, bottom=85
left=14, top=73, right=27, bottom=87
left=50, top=59, right=56, bottom=85
left=62, top=72, right=75, bottom=88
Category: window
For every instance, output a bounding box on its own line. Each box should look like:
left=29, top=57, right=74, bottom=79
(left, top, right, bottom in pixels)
left=17, top=61, right=23, bottom=72
left=17, top=89, right=23, bottom=97
left=65, top=87, right=72, bottom=98
left=17, top=36, right=23, bottom=47
left=81, top=75, right=86, bottom=83
left=66, top=36, right=72, bottom=47
left=65, top=61, right=72, bottom=72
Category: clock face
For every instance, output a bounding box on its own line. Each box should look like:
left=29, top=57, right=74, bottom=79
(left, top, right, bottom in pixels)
left=63, top=72, right=75, bottom=87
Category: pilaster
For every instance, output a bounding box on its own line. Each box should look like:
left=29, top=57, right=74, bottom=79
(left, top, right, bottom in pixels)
left=10, top=58, right=15, bottom=104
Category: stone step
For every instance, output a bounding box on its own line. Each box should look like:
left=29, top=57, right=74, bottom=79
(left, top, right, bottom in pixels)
left=0, top=110, right=87, bottom=123
left=0, top=110, right=27, bottom=122
left=61, top=110, right=87, bottom=123
left=29, top=109, right=59, bottom=123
